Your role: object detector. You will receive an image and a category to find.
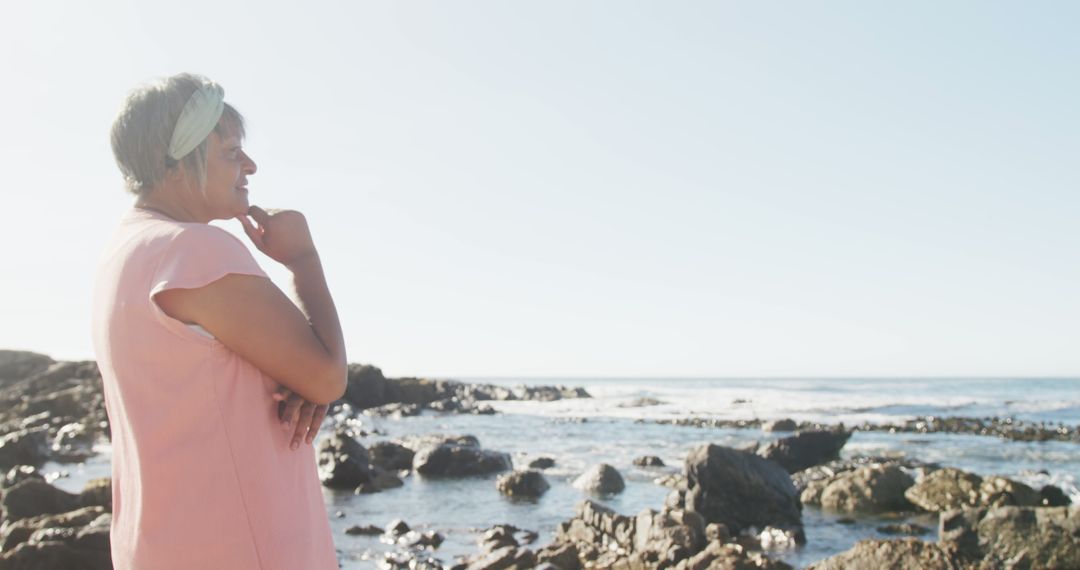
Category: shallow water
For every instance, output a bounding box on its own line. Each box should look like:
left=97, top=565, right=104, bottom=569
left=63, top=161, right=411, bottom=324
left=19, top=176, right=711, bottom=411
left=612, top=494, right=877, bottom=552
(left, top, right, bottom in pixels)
left=42, top=377, right=1080, bottom=569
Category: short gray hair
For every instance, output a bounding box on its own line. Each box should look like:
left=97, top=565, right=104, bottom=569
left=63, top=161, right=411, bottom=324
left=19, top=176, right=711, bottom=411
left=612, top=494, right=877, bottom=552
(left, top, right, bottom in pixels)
left=110, top=73, right=245, bottom=195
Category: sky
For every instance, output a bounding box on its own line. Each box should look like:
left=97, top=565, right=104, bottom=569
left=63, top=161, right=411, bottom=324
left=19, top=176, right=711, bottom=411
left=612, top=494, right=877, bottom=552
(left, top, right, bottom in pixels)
left=2, top=1, right=1078, bottom=378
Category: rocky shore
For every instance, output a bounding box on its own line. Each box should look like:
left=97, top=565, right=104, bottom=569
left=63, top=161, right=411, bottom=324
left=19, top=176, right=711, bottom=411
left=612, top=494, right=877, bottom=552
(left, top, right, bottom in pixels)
left=1, top=349, right=1078, bottom=569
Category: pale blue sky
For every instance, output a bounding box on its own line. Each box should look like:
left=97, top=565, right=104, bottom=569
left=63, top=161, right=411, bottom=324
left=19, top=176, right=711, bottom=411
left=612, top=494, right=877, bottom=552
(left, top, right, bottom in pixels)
left=3, top=1, right=1078, bottom=377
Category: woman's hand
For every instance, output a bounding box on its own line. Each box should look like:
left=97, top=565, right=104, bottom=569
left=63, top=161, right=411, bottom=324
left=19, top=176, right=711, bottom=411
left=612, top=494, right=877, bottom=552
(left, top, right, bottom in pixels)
left=272, top=385, right=329, bottom=450
left=237, top=205, right=319, bottom=268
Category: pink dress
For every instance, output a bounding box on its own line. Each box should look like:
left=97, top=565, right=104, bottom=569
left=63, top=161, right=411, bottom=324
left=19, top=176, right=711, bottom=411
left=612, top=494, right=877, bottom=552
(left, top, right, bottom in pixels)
left=90, top=207, right=338, bottom=570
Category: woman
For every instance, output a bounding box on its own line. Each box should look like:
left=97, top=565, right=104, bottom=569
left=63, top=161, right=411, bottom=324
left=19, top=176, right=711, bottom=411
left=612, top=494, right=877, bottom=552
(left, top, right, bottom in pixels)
left=91, top=73, right=346, bottom=569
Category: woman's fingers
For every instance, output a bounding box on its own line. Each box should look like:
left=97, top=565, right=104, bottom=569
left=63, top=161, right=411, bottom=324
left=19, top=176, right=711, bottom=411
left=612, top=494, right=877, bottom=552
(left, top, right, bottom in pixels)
left=237, top=213, right=265, bottom=249
left=247, top=205, right=271, bottom=229
left=291, top=402, right=316, bottom=450
left=306, top=404, right=328, bottom=445
left=279, top=393, right=304, bottom=430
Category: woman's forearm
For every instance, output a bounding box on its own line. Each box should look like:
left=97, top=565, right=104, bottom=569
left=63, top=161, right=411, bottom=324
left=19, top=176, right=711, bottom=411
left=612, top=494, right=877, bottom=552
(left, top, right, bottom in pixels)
left=287, top=253, right=347, bottom=400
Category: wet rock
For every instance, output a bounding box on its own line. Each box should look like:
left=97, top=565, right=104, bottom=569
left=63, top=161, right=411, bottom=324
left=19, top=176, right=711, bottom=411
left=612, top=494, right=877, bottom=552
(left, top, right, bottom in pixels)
left=0, top=505, right=106, bottom=551
left=572, top=464, right=625, bottom=495
left=977, top=476, right=1041, bottom=508
left=395, top=529, right=445, bottom=550
left=757, top=429, right=852, bottom=474
left=791, top=456, right=928, bottom=493
left=386, top=519, right=411, bottom=536
left=535, top=542, right=580, bottom=570
left=1040, top=484, right=1072, bottom=507
left=1, top=478, right=81, bottom=522
left=0, top=427, right=51, bottom=470
left=876, top=523, right=930, bottom=536
left=315, top=428, right=372, bottom=489
left=464, top=545, right=536, bottom=570
left=0, top=539, right=112, bottom=570
left=496, top=470, right=550, bottom=499
left=78, top=477, right=111, bottom=511
left=0, top=350, right=55, bottom=382
left=802, top=465, right=915, bottom=512
left=528, top=457, right=555, bottom=470
left=679, top=541, right=794, bottom=569
left=1, top=465, right=44, bottom=489
left=344, top=524, right=382, bottom=536
left=413, top=437, right=512, bottom=477
left=807, top=538, right=956, bottom=570
left=633, top=508, right=707, bottom=561
left=940, top=506, right=1080, bottom=569
left=763, top=419, right=798, bottom=433
left=367, top=441, right=415, bottom=471
left=363, top=402, right=423, bottom=418
left=633, top=455, right=665, bottom=467
left=354, top=467, right=403, bottom=494
left=684, top=444, right=803, bottom=535
left=904, top=467, right=983, bottom=512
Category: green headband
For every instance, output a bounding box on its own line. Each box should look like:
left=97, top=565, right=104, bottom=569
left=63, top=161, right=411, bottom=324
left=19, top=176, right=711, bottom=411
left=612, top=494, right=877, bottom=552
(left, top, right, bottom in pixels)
left=167, top=84, right=225, bottom=160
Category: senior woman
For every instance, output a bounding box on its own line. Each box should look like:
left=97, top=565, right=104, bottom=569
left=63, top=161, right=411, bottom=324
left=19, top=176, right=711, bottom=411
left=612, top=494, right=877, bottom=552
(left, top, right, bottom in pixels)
left=91, top=73, right=345, bottom=569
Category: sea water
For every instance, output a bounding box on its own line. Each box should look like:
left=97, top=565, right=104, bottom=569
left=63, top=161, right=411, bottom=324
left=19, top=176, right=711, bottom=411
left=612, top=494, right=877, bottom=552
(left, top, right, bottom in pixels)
left=44, top=377, right=1080, bottom=568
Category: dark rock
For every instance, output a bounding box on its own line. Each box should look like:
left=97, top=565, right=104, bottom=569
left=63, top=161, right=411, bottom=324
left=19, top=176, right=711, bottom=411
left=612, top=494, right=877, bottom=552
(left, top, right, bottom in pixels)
left=0, top=350, right=55, bottom=382
left=801, top=465, right=915, bottom=512
left=684, top=444, right=803, bottom=535
left=386, top=519, right=411, bottom=536
left=536, top=543, right=580, bottom=570
left=413, top=437, right=511, bottom=477
left=0, top=506, right=106, bottom=551
left=354, top=467, right=403, bottom=494
left=2, top=465, right=44, bottom=489
left=496, top=470, right=550, bottom=499
left=0, top=427, right=51, bottom=470
left=1040, top=484, right=1072, bottom=507
left=528, top=457, right=555, bottom=470
left=315, top=428, right=372, bottom=489
left=633, top=456, right=665, bottom=467
left=764, top=419, right=798, bottom=433
left=367, top=441, right=415, bottom=471
left=572, top=464, right=625, bottom=495
left=904, top=467, right=982, bottom=512
left=342, top=363, right=389, bottom=409
left=939, top=506, right=1080, bottom=569
left=757, top=429, right=852, bottom=473
left=363, top=402, right=423, bottom=418
left=1, top=479, right=81, bottom=522
left=792, top=456, right=929, bottom=493
left=683, top=541, right=794, bottom=569
left=806, top=538, right=956, bottom=570
left=344, top=524, right=382, bottom=536
left=633, top=508, right=707, bottom=561
left=977, top=476, right=1041, bottom=508
left=0, top=539, right=112, bottom=570
left=78, top=478, right=111, bottom=511
left=464, top=545, right=536, bottom=570
left=876, top=523, right=931, bottom=536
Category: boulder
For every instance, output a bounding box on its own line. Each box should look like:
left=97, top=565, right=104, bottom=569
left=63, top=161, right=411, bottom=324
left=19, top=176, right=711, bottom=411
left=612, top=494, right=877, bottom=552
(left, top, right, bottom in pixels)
left=939, top=506, right=1080, bottom=569
left=496, top=470, right=550, bottom=499
left=634, top=456, right=665, bottom=467
left=412, top=437, right=511, bottom=477
left=1040, top=484, right=1072, bottom=507
left=0, top=505, right=106, bottom=551
left=0, top=350, right=54, bottom=382
left=315, top=428, right=372, bottom=489
left=807, top=538, right=956, bottom=570
left=904, top=467, right=982, bottom=512
left=1, top=479, right=81, bottom=522
left=802, top=465, right=915, bottom=512
left=757, top=429, right=851, bottom=473
left=528, top=457, right=555, bottom=470
left=679, top=541, right=794, bottom=569
left=977, top=476, right=1040, bottom=508
left=572, top=464, right=625, bottom=495
left=0, top=427, right=51, bottom=470
left=684, top=444, right=803, bottom=535
left=367, top=441, right=415, bottom=471
left=763, top=419, right=798, bottom=433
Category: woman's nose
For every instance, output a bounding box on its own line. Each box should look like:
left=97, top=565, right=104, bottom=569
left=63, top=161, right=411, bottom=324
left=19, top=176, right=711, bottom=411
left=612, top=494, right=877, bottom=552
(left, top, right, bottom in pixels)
left=241, top=150, right=257, bottom=175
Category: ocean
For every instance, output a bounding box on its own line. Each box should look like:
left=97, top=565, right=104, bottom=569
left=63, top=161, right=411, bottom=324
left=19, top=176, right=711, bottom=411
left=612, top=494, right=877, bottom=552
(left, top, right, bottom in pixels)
left=44, top=377, right=1080, bottom=568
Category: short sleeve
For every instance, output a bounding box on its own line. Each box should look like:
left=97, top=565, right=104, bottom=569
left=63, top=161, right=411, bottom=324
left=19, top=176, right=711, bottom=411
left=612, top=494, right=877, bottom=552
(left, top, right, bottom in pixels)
left=149, top=225, right=269, bottom=344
